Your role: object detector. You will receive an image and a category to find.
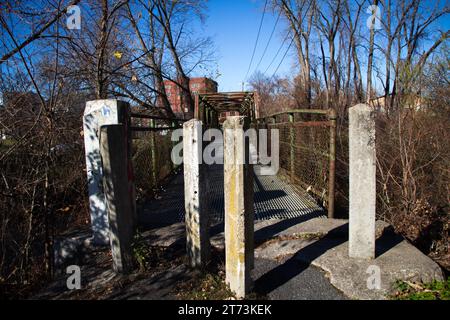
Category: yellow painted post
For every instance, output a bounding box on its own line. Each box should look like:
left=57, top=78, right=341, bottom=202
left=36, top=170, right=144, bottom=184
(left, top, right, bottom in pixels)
left=223, top=116, right=254, bottom=298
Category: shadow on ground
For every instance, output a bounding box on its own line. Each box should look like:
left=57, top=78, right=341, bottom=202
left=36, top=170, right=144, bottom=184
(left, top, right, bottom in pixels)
left=253, top=222, right=404, bottom=298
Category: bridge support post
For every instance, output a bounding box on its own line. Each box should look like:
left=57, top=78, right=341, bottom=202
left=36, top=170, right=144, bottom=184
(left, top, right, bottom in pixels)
left=349, top=104, right=376, bottom=259
left=223, top=116, right=254, bottom=299
left=83, top=100, right=130, bottom=245
left=100, top=124, right=136, bottom=273
left=183, top=119, right=210, bottom=268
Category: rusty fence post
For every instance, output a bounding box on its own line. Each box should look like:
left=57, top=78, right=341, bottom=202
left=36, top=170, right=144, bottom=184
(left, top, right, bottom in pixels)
left=194, top=94, right=200, bottom=119
left=289, top=113, right=295, bottom=182
left=328, top=109, right=337, bottom=219
left=206, top=108, right=211, bottom=127
left=171, top=120, right=178, bottom=171
left=269, top=116, right=276, bottom=158
left=149, top=119, right=157, bottom=188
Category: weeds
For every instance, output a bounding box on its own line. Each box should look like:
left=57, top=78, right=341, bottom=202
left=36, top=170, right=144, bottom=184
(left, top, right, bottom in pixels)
left=391, top=279, right=450, bottom=300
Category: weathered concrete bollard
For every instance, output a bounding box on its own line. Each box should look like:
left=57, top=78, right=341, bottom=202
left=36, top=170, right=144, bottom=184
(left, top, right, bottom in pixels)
left=223, top=116, right=254, bottom=299
left=183, top=119, right=210, bottom=267
left=83, top=100, right=130, bottom=245
left=100, top=124, right=136, bottom=273
left=349, top=104, right=376, bottom=259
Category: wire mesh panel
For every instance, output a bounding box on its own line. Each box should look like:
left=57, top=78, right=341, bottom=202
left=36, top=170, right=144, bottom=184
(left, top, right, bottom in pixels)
left=292, top=123, right=330, bottom=205
left=257, top=110, right=335, bottom=214
left=131, top=124, right=179, bottom=199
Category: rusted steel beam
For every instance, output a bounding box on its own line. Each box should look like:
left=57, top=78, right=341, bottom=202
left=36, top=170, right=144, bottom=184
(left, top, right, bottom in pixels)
left=213, top=103, right=243, bottom=107
left=202, top=100, right=242, bottom=107
left=200, top=99, right=218, bottom=114
left=201, top=92, right=253, bottom=98
left=286, top=108, right=329, bottom=115
left=216, top=106, right=242, bottom=112
left=130, top=113, right=185, bottom=122
left=204, top=99, right=244, bottom=104
left=257, top=108, right=329, bottom=121
left=199, top=91, right=256, bottom=121
left=202, top=97, right=247, bottom=101
left=130, top=126, right=179, bottom=131
left=267, top=120, right=332, bottom=127
left=194, top=94, right=200, bottom=119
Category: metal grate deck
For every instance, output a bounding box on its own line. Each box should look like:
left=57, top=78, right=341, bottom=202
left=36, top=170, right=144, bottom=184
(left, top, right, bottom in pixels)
left=139, top=164, right=325, bottom=228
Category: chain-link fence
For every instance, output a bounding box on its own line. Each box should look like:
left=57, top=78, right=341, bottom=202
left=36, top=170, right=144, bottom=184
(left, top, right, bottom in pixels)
left=130, top=116, right=182, bottom=200
left=257, top=109, right=336, bottom=216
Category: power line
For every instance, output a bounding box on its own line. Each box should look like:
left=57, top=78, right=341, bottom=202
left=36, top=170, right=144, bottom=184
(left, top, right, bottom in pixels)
left=263, top=30, right=292, bottom=75
left=243, top=0, right=268, bottom=82
left=270, top=35, right=295, bottom=79
left=253, top=10, right=281, bottom=75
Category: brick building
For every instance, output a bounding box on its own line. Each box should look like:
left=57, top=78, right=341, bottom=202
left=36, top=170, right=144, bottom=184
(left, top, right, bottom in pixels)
left=163, top=77, right=218, bottom=119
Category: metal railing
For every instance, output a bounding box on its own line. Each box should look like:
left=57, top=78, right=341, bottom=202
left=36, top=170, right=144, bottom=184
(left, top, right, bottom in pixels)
left=129, top=112, right=185, bottom=198
left=256, top=109, right=336, bottom=218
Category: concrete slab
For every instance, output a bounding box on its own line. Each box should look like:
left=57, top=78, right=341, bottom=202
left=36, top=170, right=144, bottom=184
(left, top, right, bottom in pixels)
left=254, top=217, right=393, bottom=242
left=253, top=219, right=444, bottom=300
left=50, top=217, right=444, bottom=300
left=302, top=239, right=444, bottom=300
left=253, top=258, right=347, bottom=300
left=145, top=218, right=392, bottom=254
left=138, top=204, right=444, bottom=301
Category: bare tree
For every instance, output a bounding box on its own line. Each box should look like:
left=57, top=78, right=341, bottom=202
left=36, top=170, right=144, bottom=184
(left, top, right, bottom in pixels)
left=0, top=0, right=81, bottom=65
left=149, top=0, right=212, bottom=115
left=315, top=0, right=343, bottom=107
left=366, top=0, right=379, bottom=102
left=387, top=0, right=449, bottom=109
left=343, top=0, right=364, bottom=103
left=275, top=0, right=315, bottom=106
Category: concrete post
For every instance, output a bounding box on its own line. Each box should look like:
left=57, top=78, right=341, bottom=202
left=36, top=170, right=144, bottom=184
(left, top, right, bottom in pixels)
left=349, top=103, right=376, bottom=259
left=183, top=119, right=210, bottom=267
left=223, top=116, right=254, bottom=299
left=100, top=124, right=136, bottom=273
left=83, top=99, right=130, bottom=245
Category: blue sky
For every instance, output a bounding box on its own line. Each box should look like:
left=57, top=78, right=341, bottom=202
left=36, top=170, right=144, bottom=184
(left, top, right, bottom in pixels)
left=2, top=0, right=447, bottom=96
left=194, top=0, right=449, bottom=93
left=198, top=0, right=292, bottom=92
